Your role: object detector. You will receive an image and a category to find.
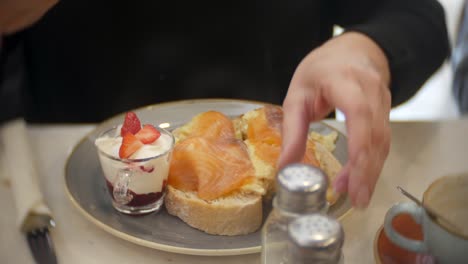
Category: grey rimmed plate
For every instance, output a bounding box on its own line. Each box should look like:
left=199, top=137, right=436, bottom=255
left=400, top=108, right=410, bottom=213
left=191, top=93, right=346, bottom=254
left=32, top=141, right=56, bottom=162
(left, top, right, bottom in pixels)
left=64, top=99, right=352, bottom=256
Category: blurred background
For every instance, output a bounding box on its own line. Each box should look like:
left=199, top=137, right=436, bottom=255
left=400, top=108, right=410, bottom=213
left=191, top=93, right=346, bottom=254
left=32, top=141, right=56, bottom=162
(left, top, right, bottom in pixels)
left=338, top=0, right=463, bottom=121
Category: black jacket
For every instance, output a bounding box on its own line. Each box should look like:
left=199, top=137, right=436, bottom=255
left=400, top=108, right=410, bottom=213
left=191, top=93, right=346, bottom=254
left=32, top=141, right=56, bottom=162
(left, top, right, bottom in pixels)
left=0, top=0, right=450, bottom=123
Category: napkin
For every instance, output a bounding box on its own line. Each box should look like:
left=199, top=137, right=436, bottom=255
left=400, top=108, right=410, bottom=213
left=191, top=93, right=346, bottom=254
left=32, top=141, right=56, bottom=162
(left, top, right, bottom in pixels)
left=0, top=118, right=52, bottom=231
left=0, top=141, right=7, bottom=182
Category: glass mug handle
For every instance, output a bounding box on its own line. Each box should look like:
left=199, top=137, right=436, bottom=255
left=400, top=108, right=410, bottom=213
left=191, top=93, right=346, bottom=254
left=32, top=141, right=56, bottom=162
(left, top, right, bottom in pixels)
left=113, top=169, right=133, bottom=205
left=383, top=202, right=428, bottom=253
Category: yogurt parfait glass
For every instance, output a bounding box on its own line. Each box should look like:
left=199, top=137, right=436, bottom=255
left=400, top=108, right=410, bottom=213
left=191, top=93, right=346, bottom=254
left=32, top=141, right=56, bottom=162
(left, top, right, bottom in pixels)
left=95, top=125, right=174, bottom=215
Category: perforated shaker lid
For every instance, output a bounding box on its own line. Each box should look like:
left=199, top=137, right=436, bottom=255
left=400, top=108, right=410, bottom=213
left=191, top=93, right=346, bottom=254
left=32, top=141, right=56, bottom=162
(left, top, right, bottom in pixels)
left=288, top=214, right=344, bottom=262
left=276, top=163, right=328, bottom=213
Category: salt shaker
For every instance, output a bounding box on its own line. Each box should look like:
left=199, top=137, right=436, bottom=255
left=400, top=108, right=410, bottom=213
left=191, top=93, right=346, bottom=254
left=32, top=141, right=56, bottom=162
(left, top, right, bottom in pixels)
left=261, top=163, right=329, bottom=264
left=288, top=214, right=345, bottom=264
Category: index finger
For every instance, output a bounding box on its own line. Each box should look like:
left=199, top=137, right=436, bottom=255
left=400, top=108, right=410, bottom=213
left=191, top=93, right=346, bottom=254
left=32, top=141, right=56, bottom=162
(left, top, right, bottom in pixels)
left=278, top=89, right=310, bottom=169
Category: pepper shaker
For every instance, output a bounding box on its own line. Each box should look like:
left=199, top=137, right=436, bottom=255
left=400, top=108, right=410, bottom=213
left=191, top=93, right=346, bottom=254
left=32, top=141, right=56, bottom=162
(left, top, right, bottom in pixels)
left=261, top=163, right=329, bottom=264
left=288, top=214, right=345, bottom=264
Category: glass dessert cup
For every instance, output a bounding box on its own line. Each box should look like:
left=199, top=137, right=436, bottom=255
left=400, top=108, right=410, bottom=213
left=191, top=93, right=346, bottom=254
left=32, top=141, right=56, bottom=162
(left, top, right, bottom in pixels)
left=95, top=126, right=174, bottom=215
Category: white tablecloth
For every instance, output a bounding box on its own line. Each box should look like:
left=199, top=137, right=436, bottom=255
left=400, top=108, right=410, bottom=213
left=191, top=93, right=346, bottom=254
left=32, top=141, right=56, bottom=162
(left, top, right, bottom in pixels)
left=2, top=120, right=468, bottom=263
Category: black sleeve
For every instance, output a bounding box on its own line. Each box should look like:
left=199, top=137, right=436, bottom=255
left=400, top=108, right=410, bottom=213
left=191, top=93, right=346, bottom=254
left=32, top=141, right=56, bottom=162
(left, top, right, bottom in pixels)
left=331, top=0, right=450, bottom=106
left=0, top=34, right=26, bottom=124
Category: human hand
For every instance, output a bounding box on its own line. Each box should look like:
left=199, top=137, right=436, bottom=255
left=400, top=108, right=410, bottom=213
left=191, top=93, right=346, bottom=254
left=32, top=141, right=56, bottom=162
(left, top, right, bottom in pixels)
left=0, top=0, right=58, bottom=35
left=278, top=32, right=391, bottom=208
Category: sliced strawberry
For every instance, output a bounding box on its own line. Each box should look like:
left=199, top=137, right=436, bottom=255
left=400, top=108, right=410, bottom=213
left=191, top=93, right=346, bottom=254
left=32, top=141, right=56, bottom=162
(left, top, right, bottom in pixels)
left=135, top=124, right=161, bottom=144
left=119, top=133, right=144, bottom=159
left=120, top=112, right=141, bottom=136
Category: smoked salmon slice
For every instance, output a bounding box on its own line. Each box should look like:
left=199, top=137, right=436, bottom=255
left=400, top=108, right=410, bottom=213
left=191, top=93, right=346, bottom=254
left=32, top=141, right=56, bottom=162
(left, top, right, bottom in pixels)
left=169, top=106, right=320, bottom=201
left=169, top=112, right=255, bottom=200
left=244, top=105, right=319, bottom=167
left=246, top=105, right=282, bottom=145
left=176, top=111, right=236, bottom=141
left=249, top=140, right=319, bottom=168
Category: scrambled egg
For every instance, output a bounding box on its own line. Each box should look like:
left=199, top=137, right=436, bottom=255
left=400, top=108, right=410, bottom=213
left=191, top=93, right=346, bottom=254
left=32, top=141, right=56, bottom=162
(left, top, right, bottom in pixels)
left=309, top=130, right=338, bottom=152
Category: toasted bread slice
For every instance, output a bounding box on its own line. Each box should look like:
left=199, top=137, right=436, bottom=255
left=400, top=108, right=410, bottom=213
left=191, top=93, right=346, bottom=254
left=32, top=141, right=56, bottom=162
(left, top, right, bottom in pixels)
left=165, top=186, right=262, bottom=236
left=166, top=107, right=342, bottom=236
left=313, top=141, right=342, bottom=205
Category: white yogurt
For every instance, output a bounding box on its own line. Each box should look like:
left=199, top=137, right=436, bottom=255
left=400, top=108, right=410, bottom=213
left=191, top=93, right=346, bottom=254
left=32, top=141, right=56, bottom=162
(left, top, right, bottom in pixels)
left=95, top=131, right=173, bottom=195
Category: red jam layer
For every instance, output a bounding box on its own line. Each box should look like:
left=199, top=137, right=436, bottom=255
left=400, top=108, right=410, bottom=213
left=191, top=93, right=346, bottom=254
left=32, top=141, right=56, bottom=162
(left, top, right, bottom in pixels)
left=105, top=179, right=167, bottom=207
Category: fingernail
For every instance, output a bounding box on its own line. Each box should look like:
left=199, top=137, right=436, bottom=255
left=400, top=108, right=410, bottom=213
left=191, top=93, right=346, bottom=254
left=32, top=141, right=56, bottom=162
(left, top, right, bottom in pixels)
left=355, top=187, right=370, bottom=208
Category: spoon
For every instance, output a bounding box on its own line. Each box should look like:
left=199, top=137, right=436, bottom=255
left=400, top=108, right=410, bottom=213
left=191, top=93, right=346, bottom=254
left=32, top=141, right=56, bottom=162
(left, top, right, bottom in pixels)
left=396, top=186, right=460, bottom=232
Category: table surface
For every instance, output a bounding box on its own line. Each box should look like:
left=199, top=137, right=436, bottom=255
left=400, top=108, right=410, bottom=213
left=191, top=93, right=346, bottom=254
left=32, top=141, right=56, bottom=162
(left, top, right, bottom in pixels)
left=2, top=120, right=468, bottom=263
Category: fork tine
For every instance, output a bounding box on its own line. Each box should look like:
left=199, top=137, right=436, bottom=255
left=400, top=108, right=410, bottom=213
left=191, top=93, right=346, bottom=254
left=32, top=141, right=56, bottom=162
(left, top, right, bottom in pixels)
left=36, top=230, right=48, bottom=257
left=42, top=229, right=58, bottom=264
left=27, top=231, right=43, bottom=263
left=38, top=229, right=58, bottom=264
left=27, top=229, right=58, bottom=264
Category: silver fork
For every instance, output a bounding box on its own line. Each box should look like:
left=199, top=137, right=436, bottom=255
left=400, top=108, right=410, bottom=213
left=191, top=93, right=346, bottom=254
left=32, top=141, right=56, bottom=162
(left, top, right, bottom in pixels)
left=23, top=214, right=58, bottom=264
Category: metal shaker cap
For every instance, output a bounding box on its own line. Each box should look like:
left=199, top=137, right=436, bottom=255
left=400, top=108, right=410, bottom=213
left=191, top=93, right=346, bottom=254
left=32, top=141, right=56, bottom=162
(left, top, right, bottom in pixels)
left=276, top=163, right=328, bottom=214
left=288, top=214, right=344, bottom=263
